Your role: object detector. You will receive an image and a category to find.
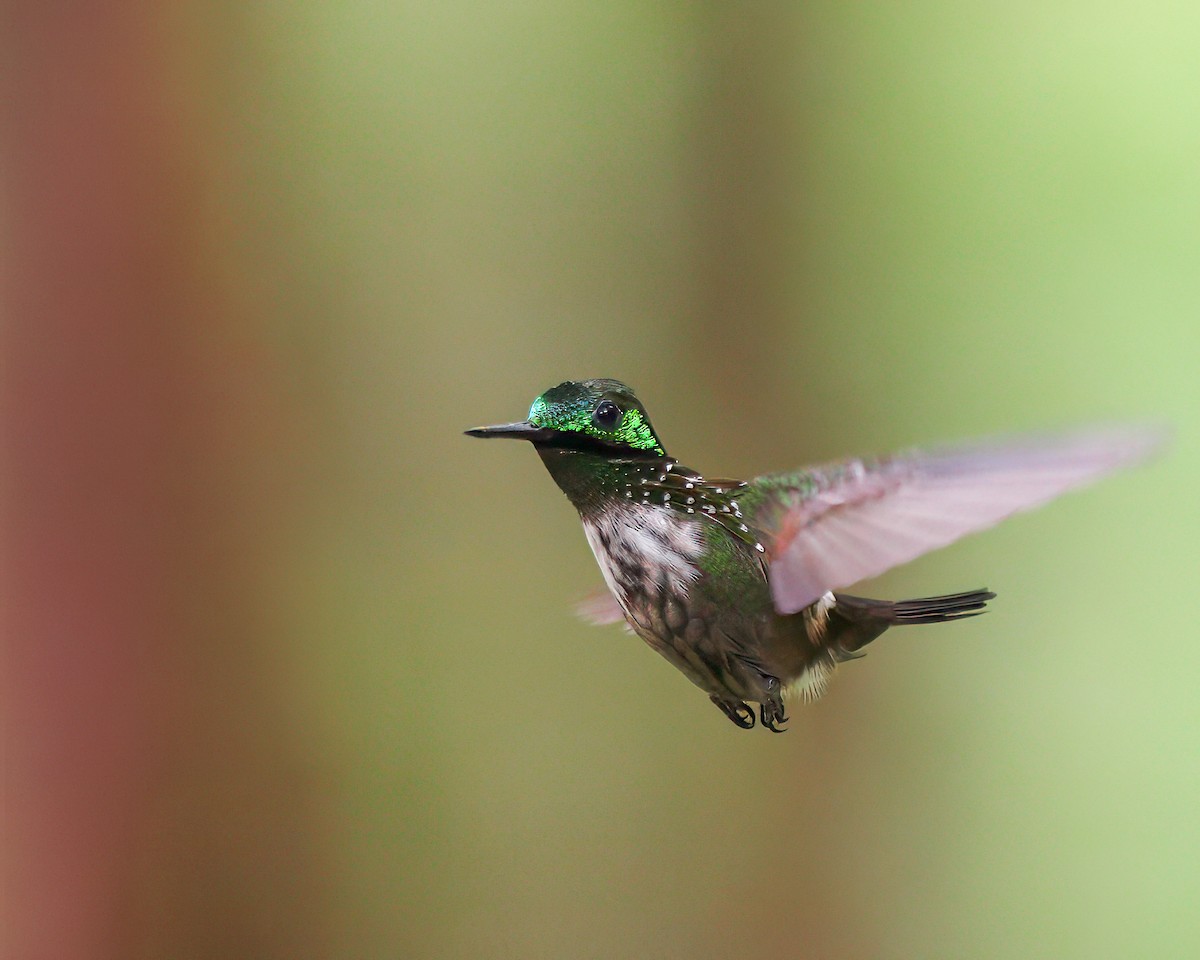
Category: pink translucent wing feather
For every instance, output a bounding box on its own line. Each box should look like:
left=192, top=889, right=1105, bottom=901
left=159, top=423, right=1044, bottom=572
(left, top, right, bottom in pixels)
left=574, top=588, right=628, bottom=627
left=765, top=424, right=1168, bottom=615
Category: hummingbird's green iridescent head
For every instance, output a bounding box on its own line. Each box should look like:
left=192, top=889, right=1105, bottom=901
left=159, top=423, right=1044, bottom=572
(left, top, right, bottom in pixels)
left=466, top=379, right=666, bottom=458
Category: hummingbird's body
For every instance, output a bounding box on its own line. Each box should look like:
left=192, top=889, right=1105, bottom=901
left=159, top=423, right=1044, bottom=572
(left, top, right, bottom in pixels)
left=468, top=379, right=1162, bottom=731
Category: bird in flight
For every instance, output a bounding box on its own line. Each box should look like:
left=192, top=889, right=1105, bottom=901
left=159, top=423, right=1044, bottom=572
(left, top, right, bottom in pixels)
left=468, top=379, right=1164, bottom=731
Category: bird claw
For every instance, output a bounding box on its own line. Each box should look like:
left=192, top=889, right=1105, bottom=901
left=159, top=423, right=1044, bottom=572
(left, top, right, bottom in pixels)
left=711, top=695, right=756, bottom=729
left=759, top=679, right=789, bottom=733
left=760, top=701, right=789, bottom=733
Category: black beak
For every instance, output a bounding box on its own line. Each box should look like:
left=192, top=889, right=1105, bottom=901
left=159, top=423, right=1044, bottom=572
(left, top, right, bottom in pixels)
left=464, top=420, right=555, bottom=442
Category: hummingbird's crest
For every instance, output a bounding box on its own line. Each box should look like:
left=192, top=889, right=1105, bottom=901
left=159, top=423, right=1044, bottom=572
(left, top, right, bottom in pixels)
left=527, top=380, right=666, bottom=457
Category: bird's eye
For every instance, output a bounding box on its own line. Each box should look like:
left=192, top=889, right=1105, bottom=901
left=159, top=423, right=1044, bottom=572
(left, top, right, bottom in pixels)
left=593, top=400, right=622, bottom=430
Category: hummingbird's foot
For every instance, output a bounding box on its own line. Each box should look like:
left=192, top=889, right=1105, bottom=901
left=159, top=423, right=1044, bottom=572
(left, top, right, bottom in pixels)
left=710, top=695, right=756, bottom=730
left=759, top=702, right=789, bottom=733
left=759, top=679, right=789, bottom=733
left=758, top=700, right=787, bottom=729
left=758, top=696, right=787, bottom=729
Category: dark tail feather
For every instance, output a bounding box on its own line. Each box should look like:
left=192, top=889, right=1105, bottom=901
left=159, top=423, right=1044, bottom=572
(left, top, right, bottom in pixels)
left=886, top=589, right=996, bottom=623
left=827, top=589, right=995, bottom=655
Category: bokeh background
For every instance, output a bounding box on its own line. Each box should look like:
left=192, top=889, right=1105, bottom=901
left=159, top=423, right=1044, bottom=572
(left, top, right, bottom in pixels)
left=4, top=3, right=1199, bottom=958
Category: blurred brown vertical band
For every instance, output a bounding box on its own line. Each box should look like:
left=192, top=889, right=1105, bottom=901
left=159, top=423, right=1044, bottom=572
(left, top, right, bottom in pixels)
left=1, top=6, right=196, bottom=958
left=690, top=5, right=800, bottom=418
left=3, top=1, right=338, bottom=949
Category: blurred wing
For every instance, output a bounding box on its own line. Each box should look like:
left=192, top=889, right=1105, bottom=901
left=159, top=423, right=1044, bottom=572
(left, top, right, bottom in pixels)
left=574, top=588, right=629, bottom=627
left=753, top=424, right=1168, bottom=615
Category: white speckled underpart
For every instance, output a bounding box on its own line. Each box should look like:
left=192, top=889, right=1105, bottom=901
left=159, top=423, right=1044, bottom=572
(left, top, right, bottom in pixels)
left=582, top=504, right=703, bottom=616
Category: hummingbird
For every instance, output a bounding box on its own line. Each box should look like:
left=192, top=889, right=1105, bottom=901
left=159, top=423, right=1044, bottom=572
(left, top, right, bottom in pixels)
left=467, top=379, right=1163, bottom=732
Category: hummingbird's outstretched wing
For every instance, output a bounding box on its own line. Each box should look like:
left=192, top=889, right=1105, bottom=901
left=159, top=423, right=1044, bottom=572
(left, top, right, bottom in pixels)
left=745, top=424, right=1168, bottom=616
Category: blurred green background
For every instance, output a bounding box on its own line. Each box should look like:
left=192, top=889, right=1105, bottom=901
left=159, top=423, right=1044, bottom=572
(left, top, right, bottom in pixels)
left=5, top=3, right=1199, bottom=958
